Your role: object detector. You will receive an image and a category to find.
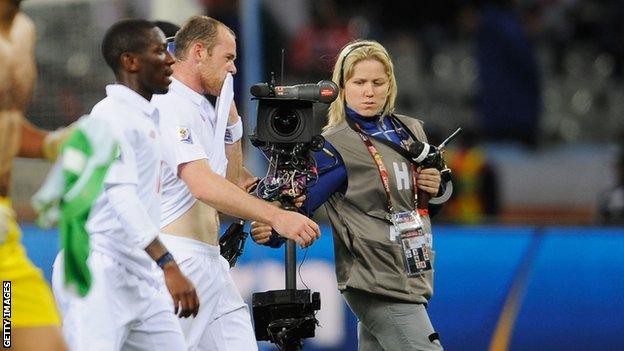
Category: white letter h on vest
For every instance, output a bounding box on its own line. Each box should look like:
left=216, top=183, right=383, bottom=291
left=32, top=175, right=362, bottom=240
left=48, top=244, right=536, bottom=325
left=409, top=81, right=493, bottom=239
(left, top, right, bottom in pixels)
left=393, top=161, right=410, bottom=191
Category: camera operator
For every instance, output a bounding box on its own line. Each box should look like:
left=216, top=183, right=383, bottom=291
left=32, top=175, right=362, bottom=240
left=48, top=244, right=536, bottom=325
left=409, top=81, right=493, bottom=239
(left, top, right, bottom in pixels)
left=252, top=40, right=447, bottom=350
left=151, top=16, right=320, bottom=350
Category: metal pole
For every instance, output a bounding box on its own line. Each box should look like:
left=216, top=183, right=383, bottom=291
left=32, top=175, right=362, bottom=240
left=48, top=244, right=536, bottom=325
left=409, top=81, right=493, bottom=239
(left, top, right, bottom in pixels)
left=285, top=240, right=297, bottom=289
left=282, top=197, right=298, bottom=290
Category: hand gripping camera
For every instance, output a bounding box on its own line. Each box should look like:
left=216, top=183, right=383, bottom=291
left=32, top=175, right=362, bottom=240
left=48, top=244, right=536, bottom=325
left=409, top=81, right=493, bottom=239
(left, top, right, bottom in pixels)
left=409, top=128, right=462, bottom=208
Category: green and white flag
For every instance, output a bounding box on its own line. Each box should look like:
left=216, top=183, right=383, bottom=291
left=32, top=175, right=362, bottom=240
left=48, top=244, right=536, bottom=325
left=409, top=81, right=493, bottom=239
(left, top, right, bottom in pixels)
left=33, top=116, right=118, bottom=296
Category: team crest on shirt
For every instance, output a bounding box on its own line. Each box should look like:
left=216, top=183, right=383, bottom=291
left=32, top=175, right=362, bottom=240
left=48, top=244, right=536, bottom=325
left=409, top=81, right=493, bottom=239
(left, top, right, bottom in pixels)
left=178, top=126, right=193, bottom=144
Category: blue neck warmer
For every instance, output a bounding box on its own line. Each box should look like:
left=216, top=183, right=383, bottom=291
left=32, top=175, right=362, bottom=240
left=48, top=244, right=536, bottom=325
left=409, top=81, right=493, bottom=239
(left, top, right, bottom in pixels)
left=344, top=105, right=408, bottom=145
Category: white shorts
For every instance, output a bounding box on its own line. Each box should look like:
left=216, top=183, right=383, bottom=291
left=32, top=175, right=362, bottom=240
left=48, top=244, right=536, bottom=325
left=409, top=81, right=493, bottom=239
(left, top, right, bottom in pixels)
left=52, top=251, right=186, bottom=351
left=160, top=233, right=258, bottom=351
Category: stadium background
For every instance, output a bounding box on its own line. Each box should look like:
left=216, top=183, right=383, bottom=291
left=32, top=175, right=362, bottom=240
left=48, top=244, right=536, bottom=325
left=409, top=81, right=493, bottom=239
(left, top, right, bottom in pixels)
left=10, top=0, right=624, bottom=350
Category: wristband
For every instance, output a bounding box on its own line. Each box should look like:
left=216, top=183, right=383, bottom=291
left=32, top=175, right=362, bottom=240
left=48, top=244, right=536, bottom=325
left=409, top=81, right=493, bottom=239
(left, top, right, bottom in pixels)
left=156, top=252, right=175, bottom=269
left=224, top=117, right=243, bottom=144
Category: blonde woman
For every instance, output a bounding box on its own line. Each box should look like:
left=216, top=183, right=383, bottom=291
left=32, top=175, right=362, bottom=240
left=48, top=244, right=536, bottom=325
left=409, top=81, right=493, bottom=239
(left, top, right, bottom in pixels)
left=252, top=40, right=447, bottom=350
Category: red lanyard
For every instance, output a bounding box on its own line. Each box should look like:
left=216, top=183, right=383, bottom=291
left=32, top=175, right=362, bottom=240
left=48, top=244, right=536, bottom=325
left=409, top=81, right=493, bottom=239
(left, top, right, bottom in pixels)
left=354, top=122, right=426, bottom=218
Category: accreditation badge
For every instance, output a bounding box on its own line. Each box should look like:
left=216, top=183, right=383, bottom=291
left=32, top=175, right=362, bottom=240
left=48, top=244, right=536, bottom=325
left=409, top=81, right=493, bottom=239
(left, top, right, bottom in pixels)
left=391, top=210, right=432, bottom=276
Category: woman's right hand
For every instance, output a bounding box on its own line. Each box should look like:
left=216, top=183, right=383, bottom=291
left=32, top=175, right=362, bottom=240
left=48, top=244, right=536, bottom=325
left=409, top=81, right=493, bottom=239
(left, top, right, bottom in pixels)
left=250, top=221, right=274, bottom=245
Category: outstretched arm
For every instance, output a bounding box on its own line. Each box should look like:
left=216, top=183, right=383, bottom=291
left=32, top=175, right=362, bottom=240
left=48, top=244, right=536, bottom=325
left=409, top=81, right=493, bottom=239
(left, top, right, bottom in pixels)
left=18, top=119, right=46, bottom=159
left=18, top=118, right=75, bottom=161
left=179, top=159, right=320, bottom=248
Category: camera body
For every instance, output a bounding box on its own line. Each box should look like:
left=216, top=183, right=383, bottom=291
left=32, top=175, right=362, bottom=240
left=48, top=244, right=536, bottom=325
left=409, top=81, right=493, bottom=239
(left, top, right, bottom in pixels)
left=251, top=80, right=338, bottom=145
left=255, top=99, right=328, bottom=144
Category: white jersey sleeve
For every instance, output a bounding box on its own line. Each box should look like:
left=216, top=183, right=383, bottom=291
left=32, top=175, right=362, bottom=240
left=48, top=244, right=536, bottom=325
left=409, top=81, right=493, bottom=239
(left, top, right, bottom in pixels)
left=105, top=183, right=159, bottom=249
left=158, top=105, right=208, bottom=175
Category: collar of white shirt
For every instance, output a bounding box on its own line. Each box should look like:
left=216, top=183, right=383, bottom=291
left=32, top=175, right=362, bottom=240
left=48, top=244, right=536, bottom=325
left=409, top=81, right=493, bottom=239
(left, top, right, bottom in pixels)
left=106, top=84, right=158, bottom=120
left=168, top=77, right=213, bottom=122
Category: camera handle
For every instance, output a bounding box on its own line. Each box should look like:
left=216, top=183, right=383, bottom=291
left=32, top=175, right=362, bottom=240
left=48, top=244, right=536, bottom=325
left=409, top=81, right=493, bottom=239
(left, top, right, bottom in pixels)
left=278, top=197, right=304, bottom=351
left=413, top=128, right=462, bottom=211
left=285, top=239, right=298, bottom=290
left=417, top=188, right=431, bottom=211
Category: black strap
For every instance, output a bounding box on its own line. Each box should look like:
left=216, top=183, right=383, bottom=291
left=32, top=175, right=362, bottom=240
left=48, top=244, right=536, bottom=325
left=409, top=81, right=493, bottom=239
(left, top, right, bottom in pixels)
left=353, top=126, right=420, bottom=213
left=344, top=115, right=419, bottom=166
left=390, top=114, right=420, bottom=145
left=428, top=332, right=440, bottom=343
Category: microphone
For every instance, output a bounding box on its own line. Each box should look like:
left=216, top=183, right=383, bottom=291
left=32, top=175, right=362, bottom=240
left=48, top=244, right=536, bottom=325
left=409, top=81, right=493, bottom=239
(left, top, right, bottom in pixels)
left=408, top=128, right=462, bottom=168
left=250, top=83, right=272, bottom=97
left=250, top=80, right=339, bottom=103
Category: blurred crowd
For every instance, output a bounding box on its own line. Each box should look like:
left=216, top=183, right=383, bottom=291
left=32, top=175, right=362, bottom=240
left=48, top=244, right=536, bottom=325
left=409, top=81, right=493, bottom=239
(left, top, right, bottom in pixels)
left=258, top=0, right=624, bottom=145
left=20, top=0, right=624, bottom=224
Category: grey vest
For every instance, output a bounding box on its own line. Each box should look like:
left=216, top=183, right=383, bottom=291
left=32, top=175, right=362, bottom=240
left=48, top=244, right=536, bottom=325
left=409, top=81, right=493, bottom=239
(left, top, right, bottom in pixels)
left=322, top=115, right=435, bottom=303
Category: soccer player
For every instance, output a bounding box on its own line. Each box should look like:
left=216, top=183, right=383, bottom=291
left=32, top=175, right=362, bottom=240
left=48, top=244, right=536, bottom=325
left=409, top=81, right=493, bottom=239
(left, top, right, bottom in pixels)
left=151, top=15, right=320, bottom=349
left=51, top=19, right=199, bottom=351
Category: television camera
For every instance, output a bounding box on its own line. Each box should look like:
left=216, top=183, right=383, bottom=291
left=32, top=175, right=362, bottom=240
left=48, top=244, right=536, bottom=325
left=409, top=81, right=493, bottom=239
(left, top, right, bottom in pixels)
left=249, top=77, right=338, bottom=351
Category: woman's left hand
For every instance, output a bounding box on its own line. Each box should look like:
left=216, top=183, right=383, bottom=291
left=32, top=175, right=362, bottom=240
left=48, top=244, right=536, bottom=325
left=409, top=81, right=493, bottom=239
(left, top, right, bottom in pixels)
left=417, top=167, right=441, bottom=195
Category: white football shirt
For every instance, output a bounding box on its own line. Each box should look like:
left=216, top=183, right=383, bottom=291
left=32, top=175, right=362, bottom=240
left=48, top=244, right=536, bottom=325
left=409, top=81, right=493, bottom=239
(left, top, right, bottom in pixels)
left=152, top=77, right=229, bottom=227
left=86, top=84, right=164, bottom=285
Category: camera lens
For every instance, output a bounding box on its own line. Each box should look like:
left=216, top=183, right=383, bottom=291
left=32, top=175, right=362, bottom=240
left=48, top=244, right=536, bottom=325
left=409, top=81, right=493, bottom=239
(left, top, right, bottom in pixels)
left=271, top=109, right=301, bottom=137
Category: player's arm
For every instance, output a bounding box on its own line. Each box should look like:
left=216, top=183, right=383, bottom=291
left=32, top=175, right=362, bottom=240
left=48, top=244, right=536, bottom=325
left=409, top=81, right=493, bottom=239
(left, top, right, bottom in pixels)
left=224, top=101, right=248, bottom=187
left=179, top=159, right=320, bottom=247
left=17, top=119, right=46, bottom=158
left=144, top=238, right=200, bottom=318
left=18, top=118, right=77, bottom=161
left=104, top=126, right=199, bottom=317
left=105, top=183, right=199, bottom=318
left=15, top=17, right=46, bottom=159
left=14, top=16, right=50, bottom=160
left=224, top=103, right=257, bottom=191
left=159, top=103, right=318, bottom=246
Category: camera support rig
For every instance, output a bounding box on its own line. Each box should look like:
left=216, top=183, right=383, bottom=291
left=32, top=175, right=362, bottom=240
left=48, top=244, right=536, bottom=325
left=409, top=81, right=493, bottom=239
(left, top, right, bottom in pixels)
left=249, top=78, right=338, bottom=350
